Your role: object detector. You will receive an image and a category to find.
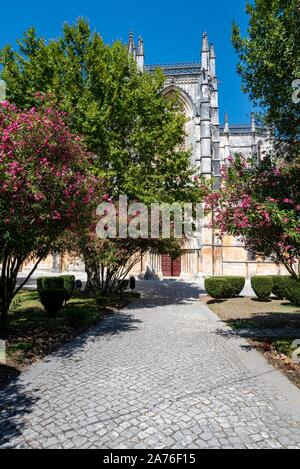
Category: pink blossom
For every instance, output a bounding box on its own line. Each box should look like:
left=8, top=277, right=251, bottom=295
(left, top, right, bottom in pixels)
left=102, top=194, right=112, bottom=202
left=262, top=211, right=271, bottom=223
left=53, top=211, right=62, bottom=221
left=241, top=197, right=252, bottom=209
left=1, top=101, right=10, bottom=109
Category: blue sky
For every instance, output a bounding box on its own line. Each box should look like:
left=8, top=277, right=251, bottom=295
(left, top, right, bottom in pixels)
left=0, top=0, right=252, bottom=124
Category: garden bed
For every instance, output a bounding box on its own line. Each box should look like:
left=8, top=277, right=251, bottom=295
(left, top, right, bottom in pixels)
left=205, top=296, right=300, bottom=389
left=250, top=338, right=300, bottom=389
left=0, top=289, right=138, bottom=388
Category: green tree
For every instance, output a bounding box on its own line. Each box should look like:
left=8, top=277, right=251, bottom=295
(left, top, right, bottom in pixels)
left=232, top=0, right=300, bottom=154
left=0, top=99, right=96, bottom=324
left=0, top=19, right=198, bottom=202
left=1, top=19, right=202, bottom=289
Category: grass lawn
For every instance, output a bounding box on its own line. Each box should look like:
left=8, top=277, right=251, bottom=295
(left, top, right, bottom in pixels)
left=204, top=296, right=300, bottom=389
left=206, top=296, right=300, bottom=330
left=0, top=289, right=137, bottom=388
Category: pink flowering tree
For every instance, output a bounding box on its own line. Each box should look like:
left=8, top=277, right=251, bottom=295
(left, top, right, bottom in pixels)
left=0, top=99, right=97, bottom=323
left=205, top=154, right=300, bottom=278
left=72, top=196, right=183, bottom=295
left=78, top=236, right=179, bottom=296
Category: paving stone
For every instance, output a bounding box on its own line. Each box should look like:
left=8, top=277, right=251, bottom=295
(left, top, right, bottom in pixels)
left=0, top=280, right=300, bottom=449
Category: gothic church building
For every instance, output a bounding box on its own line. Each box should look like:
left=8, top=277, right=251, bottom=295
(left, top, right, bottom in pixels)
left=25, top=33, right=287, bottom=279
left=127, top=32, right=285, bottom=279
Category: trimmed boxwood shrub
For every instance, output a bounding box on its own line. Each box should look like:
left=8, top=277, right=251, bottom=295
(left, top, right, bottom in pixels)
left=218, top=276, right=245, bottom=297
left=37, top=276, right=75, bottom=304
left=60, top=275, right=76, bottom=302
left=37, top=276, right=64, bottom=294
left=284, top=278, right=300, bottom=306
left=39, top=289, right=65, bottom=316
left=272, top=276, right=288, bottom=300
left=205, top=278, right=228, bottom=299
left=251, top=276, right=273, bottom=301
left=205, top=276, right=245, bottom=299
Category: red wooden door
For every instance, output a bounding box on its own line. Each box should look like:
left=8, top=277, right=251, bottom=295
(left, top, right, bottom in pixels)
left=162, top=255, right=181, bottom=277
left=172, top=257, right=181, bottom=277
left=162, top=255, right=172, bottom=276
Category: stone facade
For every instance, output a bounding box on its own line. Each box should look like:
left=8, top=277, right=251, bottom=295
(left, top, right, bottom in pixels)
left=134, top=32, right=284, bottom=279
left=22, top=33, right=288, bottom=279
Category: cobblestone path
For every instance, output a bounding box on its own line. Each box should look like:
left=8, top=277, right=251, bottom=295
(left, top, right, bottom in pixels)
left=0, top=280, right=300, bottom=449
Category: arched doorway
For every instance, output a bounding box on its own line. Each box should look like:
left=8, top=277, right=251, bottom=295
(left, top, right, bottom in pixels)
left=160, top=87, right=194, bottom=279
left=162, top=255, right=181, bottom=277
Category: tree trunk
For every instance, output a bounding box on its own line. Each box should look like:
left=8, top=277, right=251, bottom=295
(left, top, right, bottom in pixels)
left=84, top=269, right=94, bottom=293
left=84, top=258, right=101, bottom=294
left=0, top=300, right=9, bottom=326
left=0, top=255, right=42, bottom=329
left=283, top=260, right=298, bottom=279
left=0, top=278, right=12, bottom=328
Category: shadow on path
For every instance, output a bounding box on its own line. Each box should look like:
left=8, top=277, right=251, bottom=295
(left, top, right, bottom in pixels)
left=0, top=311, right=143, bottom=447
left=0, top=279, right=203, bottom=448
left=54, top=311, right=143, bottom=360
left=128, top=279, right=204, bottom=309
left=0, top=378, right=38, bottom=448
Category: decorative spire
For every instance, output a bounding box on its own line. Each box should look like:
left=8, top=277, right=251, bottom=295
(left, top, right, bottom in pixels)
left=209, top=43, right=216, bottom=77
left=202, top=32, right=209, bottom=52
left=136, top=36, right=145, bottom=72
left=200, top=34, right=212, bottom=176
left=201, top=32, right=209, bottom=71
left=224, top=112, right=231, bottom=164
left=128, top=31, right=135, bottom=55
left=224, top=112, right=229, bottom=133
left=137, top=36, right=144, bottom=56
left=251, top=112, right=256, bottom=133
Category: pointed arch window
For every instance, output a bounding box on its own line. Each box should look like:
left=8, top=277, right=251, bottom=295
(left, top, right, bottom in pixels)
left=162, top=85, right=195, bottom=151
